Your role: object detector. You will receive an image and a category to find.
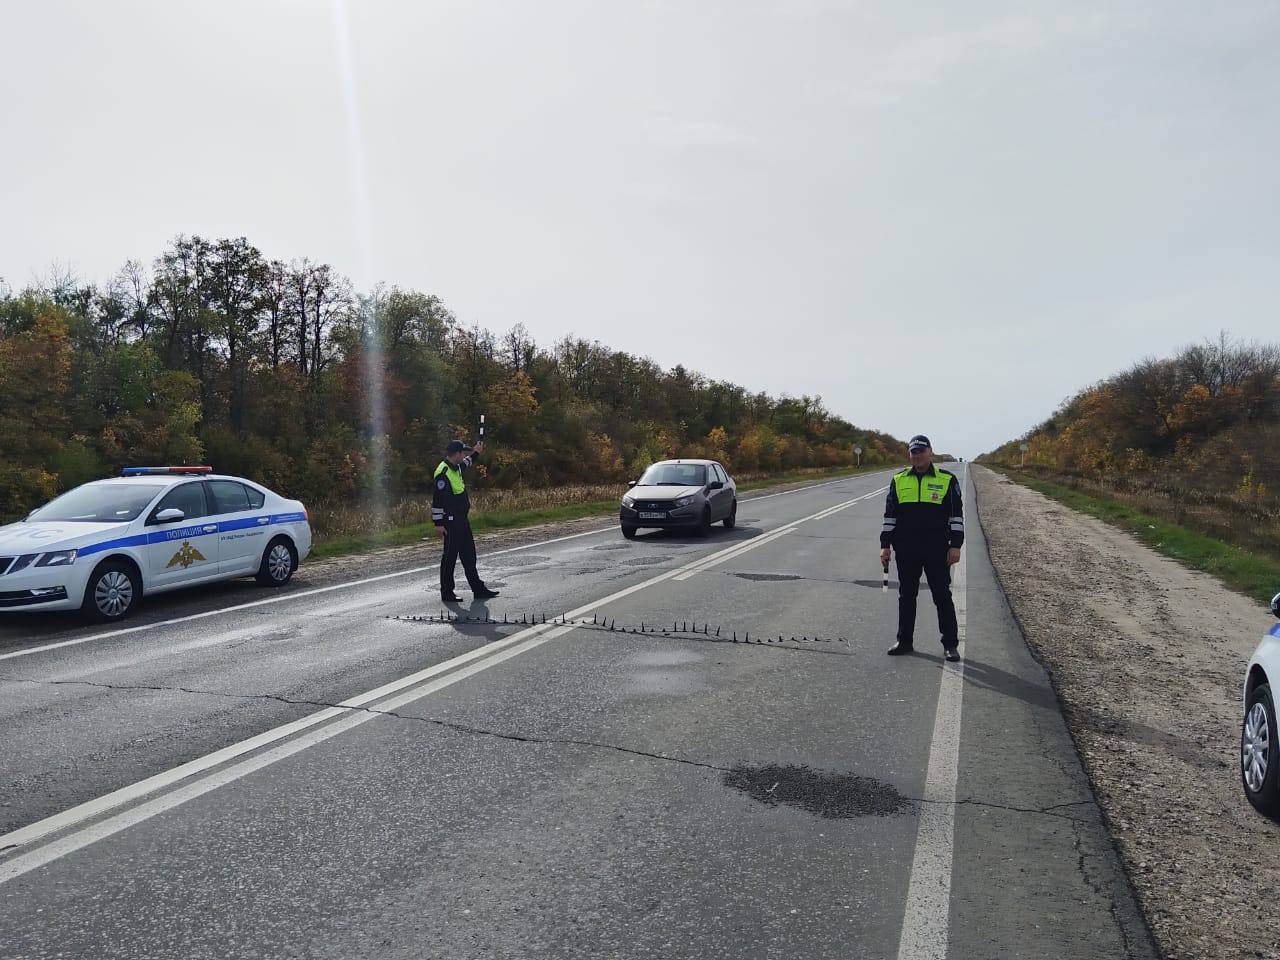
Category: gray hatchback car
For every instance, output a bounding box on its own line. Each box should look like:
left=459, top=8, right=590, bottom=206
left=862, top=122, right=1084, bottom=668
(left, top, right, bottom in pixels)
left=619, top=459, right=737, bottom=538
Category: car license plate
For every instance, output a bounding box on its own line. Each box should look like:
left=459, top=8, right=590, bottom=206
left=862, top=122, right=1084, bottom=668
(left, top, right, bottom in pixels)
left=639, top=511, right=666, bottom=519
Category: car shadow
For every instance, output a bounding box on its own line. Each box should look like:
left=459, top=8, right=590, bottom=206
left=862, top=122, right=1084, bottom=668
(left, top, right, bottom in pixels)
left=631, top=525, right=761, bottom=545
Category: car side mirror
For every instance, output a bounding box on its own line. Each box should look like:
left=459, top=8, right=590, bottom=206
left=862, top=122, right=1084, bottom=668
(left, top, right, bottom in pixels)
left=1272, top=592, right=1280, bottom=620
left=708, top=481, right=723, bottom=491
left=153, top=508, right=185, bottom=524
left=26, top=510, right=37, bottom=521
left=627, top=480, right=637, bottom=488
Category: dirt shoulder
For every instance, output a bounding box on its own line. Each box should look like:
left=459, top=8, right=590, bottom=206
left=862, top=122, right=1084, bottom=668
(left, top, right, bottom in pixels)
left=973, top=465, right=1279, bottom=960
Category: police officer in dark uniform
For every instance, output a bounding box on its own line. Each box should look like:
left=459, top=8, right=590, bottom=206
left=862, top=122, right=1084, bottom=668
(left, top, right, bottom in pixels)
left=432, top=439, right=500, bottom=603
left=879, top=435, right=963, bottom=662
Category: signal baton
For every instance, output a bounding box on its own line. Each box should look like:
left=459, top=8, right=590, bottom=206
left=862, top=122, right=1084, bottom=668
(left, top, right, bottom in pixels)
left=882, top=559, right=889, bottom=593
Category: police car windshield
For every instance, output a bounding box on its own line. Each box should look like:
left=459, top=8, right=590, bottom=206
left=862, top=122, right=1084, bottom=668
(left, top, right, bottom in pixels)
left=28, top=483, right=166, bottom=523
left=639, top=464, right=707, bottom=486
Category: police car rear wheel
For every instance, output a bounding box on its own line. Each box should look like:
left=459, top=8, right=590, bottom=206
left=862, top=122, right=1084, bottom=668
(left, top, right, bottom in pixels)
left=256, top=538, right=297, bottom=586
left=697, top=507, right=713, bottom=537
left=82, top=561, right=139, bottom=622
left=621, top=524, right=638, bottom=539
left=723, top=500, right=737, bottom=529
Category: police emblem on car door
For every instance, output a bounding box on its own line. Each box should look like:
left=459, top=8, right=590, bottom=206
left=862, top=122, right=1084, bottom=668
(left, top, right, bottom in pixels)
left=146, top=482, right=220, bottom=587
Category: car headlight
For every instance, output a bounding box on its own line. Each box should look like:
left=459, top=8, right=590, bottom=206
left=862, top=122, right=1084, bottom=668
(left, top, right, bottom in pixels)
left=674, top=496, right=695, bottom=508
left=35, top=549, right=77, bottom=567
left=621, top=496, right=636, bottom=508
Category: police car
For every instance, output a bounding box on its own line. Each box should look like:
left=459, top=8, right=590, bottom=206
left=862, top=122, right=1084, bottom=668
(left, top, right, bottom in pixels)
left=0, top=467, right=312, bottom=622
left=1242, top=591, right=1280, bottom=818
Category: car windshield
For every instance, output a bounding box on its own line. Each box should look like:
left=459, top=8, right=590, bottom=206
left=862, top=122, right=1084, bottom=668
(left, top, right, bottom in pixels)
left=639, top=464, right=707, bottom=487
left=28, top=483, right=166, bottom=523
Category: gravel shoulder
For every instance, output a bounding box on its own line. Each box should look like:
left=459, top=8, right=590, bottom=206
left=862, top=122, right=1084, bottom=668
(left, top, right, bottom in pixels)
left=973, top=465, right=1280, bottom=960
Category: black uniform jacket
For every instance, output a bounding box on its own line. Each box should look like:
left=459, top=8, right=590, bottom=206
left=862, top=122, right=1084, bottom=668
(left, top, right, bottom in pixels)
left=879, top=464, right=964, bottom=549
left=431, top=455, right=475, bottom=527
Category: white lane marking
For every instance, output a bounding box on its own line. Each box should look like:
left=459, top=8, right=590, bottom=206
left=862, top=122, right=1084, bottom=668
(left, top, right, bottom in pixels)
left=0, top=471, right=890, bottom=664
left=0, top=621, right=579, bottom=886
left=673, top=486, right=886, bottom=581
left=0, top=478, right=892, bottom=875
left=895, top=467, right=969, bottom=960
left=671, top=528, right=795, bottom=582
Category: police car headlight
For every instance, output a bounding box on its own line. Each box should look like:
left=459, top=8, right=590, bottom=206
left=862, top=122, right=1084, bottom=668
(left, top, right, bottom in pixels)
left=621, top=496, right=636, bottom=508
left=35, top=549, right=78, bottom=567
left=674, top=496, right=695, bottom=508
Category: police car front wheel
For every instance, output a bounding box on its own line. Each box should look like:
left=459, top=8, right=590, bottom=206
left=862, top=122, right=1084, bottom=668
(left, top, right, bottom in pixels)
left=256, top=537, right=297, bottom=587
left=81, top=560, right=140, bottom=622
left=1242, top=682, right=1280, bottom=819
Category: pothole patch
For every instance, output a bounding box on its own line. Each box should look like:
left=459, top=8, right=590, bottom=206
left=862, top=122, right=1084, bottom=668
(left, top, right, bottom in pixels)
left=490, top=555, right=551, bottom=567
left=730, top=572, right=802, bottom=582
left=623, top=556, right=669, bottom=566
left=853, top=579, right=900, bottom=589
left=722, top=763, right=909, bottom=819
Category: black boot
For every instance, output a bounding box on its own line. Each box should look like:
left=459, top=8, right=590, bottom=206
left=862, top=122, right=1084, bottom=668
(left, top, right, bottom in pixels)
left=473, top=588, right=500, bottom=599
left=441, top=592, right=464, bottom=603
left=886, top=641, right=914, bottom=656
left=944, top=646, right=961, bottom=662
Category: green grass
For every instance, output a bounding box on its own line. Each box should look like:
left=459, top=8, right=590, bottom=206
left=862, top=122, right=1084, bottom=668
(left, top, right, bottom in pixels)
left=989, top=465, right=1280, bottom=607
left=308, top=463, right=882, bottom=561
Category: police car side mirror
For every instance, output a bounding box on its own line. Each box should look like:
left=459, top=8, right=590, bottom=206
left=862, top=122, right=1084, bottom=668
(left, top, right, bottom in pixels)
left=1272, top=592, right=1280, bottom=620
left=152, top=508, right=185, bottom=525
left=708, top=481, right=724, bottom=491
left=627, top=480, right=637, bottom=488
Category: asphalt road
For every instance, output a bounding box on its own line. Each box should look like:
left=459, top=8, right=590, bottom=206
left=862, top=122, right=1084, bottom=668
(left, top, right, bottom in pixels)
left=0, top=468, right=1158, bottom=959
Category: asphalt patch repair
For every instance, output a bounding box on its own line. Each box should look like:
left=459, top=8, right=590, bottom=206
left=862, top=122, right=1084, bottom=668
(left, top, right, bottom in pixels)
left=723, top=763, right=909, bottom=819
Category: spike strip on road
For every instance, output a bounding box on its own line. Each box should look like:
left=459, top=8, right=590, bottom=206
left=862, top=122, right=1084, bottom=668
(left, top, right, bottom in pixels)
left=387, top=614, right=848, bottom=649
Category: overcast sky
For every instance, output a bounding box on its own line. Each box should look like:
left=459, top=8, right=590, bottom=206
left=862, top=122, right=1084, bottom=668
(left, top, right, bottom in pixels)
left=3, top=1, right=1277, bottom=456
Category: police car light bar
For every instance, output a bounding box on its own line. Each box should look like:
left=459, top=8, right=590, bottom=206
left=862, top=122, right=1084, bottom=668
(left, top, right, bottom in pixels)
left=121, top=466, right=213, bottom=476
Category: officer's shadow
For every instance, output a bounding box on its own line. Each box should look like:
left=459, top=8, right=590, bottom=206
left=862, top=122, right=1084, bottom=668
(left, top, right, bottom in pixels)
left=911, top=649, right=1058, bottom=713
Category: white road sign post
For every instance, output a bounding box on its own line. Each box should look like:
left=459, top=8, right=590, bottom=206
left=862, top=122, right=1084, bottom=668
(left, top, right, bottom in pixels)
left=854, top=444, right=863, bottom=467
left=1019, top=442, right=1028, bottom=468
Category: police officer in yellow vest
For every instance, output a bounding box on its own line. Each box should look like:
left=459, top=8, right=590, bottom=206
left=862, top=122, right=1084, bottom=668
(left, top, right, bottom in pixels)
left=879, top=435, right=963, bottom=662
left=432, top=439, right=500, bottom=603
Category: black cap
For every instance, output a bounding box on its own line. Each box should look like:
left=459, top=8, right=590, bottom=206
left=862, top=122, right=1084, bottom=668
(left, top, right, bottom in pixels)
left=908, top=435, right=931, bottom=451
left=445, top=440, right=472, bottom=455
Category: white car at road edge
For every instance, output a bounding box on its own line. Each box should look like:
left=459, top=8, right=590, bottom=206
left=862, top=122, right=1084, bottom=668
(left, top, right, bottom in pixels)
left=1242, top=590, right=1280, bottom=818
left=0, top=466, right=311, bottom=622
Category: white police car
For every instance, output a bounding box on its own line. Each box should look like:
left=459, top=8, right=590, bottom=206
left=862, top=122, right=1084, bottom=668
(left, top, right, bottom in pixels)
left=1242, top=591, right=1280, bottom=818
left=0, top=467, right=312, bottom=622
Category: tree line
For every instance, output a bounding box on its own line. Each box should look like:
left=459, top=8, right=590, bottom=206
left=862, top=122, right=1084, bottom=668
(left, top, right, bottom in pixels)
left=983, top=334, right=1280, bottom=512
left=0, top=235, right=904, bottom=521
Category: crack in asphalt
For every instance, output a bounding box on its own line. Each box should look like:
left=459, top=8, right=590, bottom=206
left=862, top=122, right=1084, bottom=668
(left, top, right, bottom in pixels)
left=0, top=673, right=1100, bottom=824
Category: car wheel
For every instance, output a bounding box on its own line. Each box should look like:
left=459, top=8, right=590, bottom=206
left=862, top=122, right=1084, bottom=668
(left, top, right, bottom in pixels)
left=697, top=507, right=713, bottom=537
left=256, top=536, right=297, bottom=586
left=81, top=560, right=140, bottom=622
left=1242, top=682, right=1280, bottom=819
left=621, top=524, right=638, bottom=540
left=723, top=500, right=737, bottom=529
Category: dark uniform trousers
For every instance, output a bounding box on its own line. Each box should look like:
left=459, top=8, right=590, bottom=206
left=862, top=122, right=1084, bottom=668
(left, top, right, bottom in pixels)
left=440, top=517, right=485, bottom=594
left=895, top=536, right=959, bottom=648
